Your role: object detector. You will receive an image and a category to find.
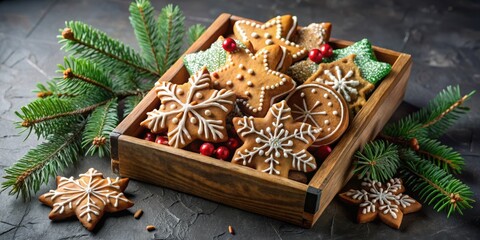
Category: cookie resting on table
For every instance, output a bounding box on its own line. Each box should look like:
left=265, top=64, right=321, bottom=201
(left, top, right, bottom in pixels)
left=305, top=55, right=375, bottom=114
left=211, top=41, right=296, bottom=117
left=234, top=15, right=307, bottom=62
left=141, top=67, right=236, bottom=148
left=39, top=168, right=134, bottom=231
left=324, top=38, right=392, bottom=85
left=232, top=100, right=321, bottom=178
left=285, top=83, right=349, bottom=147
left=338, top=178, right=422, bottom=229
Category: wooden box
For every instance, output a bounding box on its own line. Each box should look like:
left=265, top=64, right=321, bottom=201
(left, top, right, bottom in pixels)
left=110, top=13, right=411, bottom=228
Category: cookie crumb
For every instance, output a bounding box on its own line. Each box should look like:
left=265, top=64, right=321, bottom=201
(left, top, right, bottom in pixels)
left=228, top=225, right=235, bottom=235
left=134, top=209, right=143, bottom=219
left=146, top=225, right=156, bottom=231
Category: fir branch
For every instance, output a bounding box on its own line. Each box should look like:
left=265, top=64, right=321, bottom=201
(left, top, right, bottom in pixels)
left=157, top=4, right=185, bottom=73
left=1, top=127, right=83, bottom=200
left=399, top=148, right=474, bottom=217
left=16, top=98, right=78, bottom=138
left=59, top=21, right=159, bottom=78
left=129, top=0, right=162, bottom=73
left=17, top=98, right=111, bottom=138
left=187, top=24, right=206, bottom=45
left=123, top=94, right=143, bottom=118
left=416, top=137, right=464, bottom=174
left=82, top=99, right=118, bottom=157
left=59, top=57, right=114, bottom=98
left=408, top=86, right=474, bottom=138
left=353, top=140, right=400, bottom=182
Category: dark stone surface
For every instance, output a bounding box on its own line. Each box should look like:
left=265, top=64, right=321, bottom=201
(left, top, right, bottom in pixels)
left=0, top=0, right=479, bottom=239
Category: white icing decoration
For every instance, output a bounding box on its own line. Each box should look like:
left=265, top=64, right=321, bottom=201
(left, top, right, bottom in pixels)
left=143, top=70, right=235, bottom=147
left=235, top=101, right=319, bottom=175
left=315, top=66, right=360, bottom=102
left=284, top=84, right=347, bottom=146
left=286, top=16, right=298, bottom=40
left=43, top=168, right=130, bottom=223
left=251, top=32, right=259, bottom=38
left=276, top=46, right=287, bottom=71
left=346, top=178, right=414, bottom=220
left=265, top=39, right=273, bottom=45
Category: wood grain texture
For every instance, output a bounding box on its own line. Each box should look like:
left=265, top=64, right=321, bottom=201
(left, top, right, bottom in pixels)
left=117, top=135, right=308, bottom=226
left=111, top=14, right=412, bottom=228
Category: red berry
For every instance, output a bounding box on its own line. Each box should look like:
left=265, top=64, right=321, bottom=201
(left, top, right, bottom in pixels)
left=144, top=132, right=155, bottom=142
left=319, top=44, right=333, bottom=58
left=226, top=138, right=240, bottom=150
left=214, top=146, right=230, bottom=160
left=222, top=38, right=237, bottom=52
left=199, top=143, right=215, bottom=156
left=155, top=136, right=169, bottom=145
left=308, top=49, right=323, bottom=64
left=315, top=145, right=332, bottom=160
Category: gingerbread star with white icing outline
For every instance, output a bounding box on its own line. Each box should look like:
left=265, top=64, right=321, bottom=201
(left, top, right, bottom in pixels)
left=232, top=100, right=321, bottom=178
left=141, top=67, right=236, bottom=148
left=304, top=54, right=375, bottom=114
left=338, top=178, right=422, bottom=229
left=211, top=39, right=296, bottom=117
left=234, top=15, right=308, bottom=62
left=39, top=168, right=134, bottom=231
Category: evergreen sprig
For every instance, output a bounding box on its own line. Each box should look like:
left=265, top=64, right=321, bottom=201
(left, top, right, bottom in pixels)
left=2, top=127, right=83, bottom=200
left=400, top=148, right=474, bottom=217
left=353, top=140, right=400, bottom=183
left=353, top=85, right=475, bottom=217
left=187, top=24, right=206, bottom=45
left=2, top=0, right=205, bottom=199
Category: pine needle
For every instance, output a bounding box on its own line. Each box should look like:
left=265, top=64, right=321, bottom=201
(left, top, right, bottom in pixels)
left=82, top=99, right=118, bottom=157
left=1, top=128, right=83, bottom=200
left=416, top=137, right=465, bottom=174
left=354, top=140, right=400, bottom=182
left=187, top=24, right=206, bottom=45
left=399, top=148, right=474, bottom=217
left=157, top=4, right=185, bottom=74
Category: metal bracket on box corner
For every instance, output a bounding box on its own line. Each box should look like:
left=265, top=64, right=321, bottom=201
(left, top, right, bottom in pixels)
left=110, top=131, right=122, bottom=161
left=304, top=186, right=321, bottom=214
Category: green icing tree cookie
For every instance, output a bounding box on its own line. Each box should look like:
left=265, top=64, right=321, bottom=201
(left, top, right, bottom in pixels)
left=183, top=37, right=244, bottom=75
left=324, top=39, right=391, bottom=85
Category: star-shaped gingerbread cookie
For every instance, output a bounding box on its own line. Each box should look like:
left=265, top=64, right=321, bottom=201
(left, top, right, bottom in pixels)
left=141, top=67, right=236, bottom=148
left=285, top=84, right=349, bottom=146
left=39, top=168, right=134, bottom=231
left=211, top=40, right=296, bottom=117
left=305, top=55, right=375, bottom=114
left=232, top=100, right=321, bottom=178
left=234, top=15, right=307, bottom=62
left=339, top=178, right=422, bottom=229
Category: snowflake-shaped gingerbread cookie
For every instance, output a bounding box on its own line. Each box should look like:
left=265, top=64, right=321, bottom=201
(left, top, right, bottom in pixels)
left=232, top=100, right=321, bottom=178
left=211, top=39, right=296, bottom=117
left=338, top=178, right=422, bottom=229
left=305, top=54, right=375, bottom=114
left=39, top=168, right=134, bottom=231
left=285, top=84, right=349, bottom=146
left=234, top=15, right=307, bottom=62
left=141, top=67, right=236, bottom=148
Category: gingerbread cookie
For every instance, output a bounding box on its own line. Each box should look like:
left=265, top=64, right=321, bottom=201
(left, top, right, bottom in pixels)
left=339, top=178, right=422, bottom=229
left=183, top=37, right=244, bottom=75
left=234, top=15, right=307, bottom=62
left=286, top=60, right=318, bottom=84
left=211, top=41, right=296, bottom=117
left=294, top=22, right=332, bottom=50
left=232, top=100, right=321, bottom=178
left=141, top=67, right=236, bottom=148
left=305, top=55, right=375, bottom=114
left=39, top=168, right=134, bottom=231
left=324, top=39, right=391, bottom=85
left=285, top=84, right=349, bottom=146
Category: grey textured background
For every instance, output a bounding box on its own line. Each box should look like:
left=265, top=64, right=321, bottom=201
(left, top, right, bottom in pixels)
left=0, top=0, right=479, bottom=239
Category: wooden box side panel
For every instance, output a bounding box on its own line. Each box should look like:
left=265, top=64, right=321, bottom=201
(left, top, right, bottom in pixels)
left=117, top=135, right=309, bottom=226
left=306, top=54, right=412, bottom=225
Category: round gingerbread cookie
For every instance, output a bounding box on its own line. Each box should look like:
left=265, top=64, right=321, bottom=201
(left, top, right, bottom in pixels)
left=285, top=83, right=349, bottom=146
